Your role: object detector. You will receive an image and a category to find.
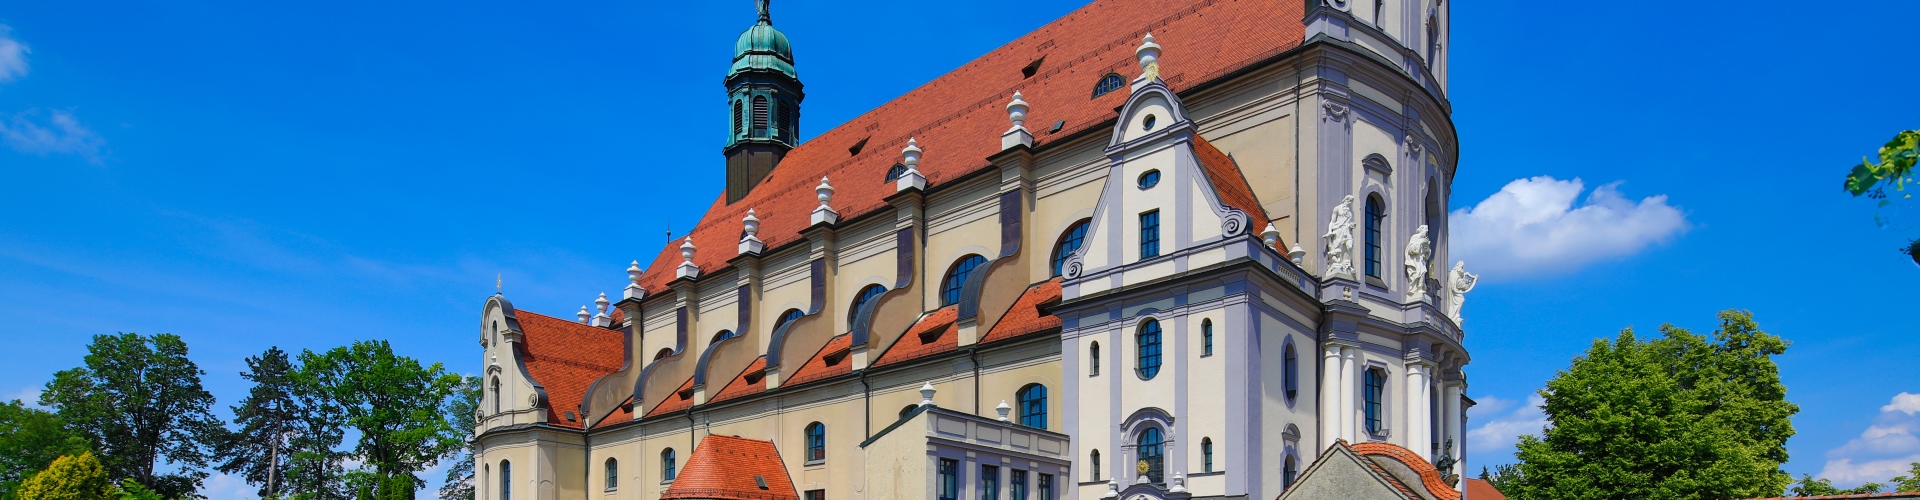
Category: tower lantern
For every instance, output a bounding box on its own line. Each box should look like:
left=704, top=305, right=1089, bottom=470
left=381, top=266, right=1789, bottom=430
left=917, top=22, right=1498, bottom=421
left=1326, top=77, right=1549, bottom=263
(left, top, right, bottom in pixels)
left=724, top=0, right=804, bottom=204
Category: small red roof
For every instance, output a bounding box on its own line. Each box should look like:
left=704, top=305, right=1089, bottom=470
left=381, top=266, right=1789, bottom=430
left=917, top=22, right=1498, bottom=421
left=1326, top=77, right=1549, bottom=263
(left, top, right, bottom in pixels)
left=1463, top=478, right=1504, bottom=500
left=709, top=356, right=771, bottom=405
left=660, top=435, right=800, bottom=500
left=646, top=376, right=698, bottom=418
left=1350, top=442, right=1461, bottom=500
left=981, top=278, right=1063, bottom=344
left=873, top=306, right=959, bottom=367
left=784, top=334, right=854, bottom=387
left=513, top=310, right=626, bottom=429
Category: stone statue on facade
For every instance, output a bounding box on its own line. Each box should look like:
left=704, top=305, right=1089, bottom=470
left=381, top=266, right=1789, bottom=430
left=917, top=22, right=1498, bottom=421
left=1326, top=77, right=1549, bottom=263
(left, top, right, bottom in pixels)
left=1446, top=261, right=1477, bottom=325
left=1323, top=195, right=1357, bottom=277
left=1405, top=225, right=1431, bottom=301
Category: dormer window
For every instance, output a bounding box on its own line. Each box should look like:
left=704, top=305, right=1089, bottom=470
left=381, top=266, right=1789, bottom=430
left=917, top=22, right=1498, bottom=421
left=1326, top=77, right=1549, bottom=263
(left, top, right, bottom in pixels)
left=1092, top=73, right=1125, bottom=98
left=885, top=163, right=908, bottom=182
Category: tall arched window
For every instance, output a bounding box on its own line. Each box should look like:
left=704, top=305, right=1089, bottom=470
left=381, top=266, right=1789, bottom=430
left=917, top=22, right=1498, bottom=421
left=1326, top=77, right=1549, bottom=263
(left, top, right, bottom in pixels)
left=1090, top=449, right=1101, bottom=481
left=661, top=448, right=677, bottom=481
left=1283, top=455, right=1298, bottom=490
left=605, top=458, right=618, bottom=491
left=1017, top=384, right=1047, bottom=429
left=1364, top=368, right=1386, bottom=434
left=1089, top=342, right=1101, bottom=376
left=500, top=460, right=513, bottom=500
left=711, top=330, right=735, bottom=345
left=941, top=255, right=988, bottom=307
left=1284, top=342, right=1299, bottom=402
left=1364, top=195, right=1385, bottom=279
left=1051, top=219, right=1090, bottom=277
left=490, top=376, right=501, bottom=415
left=1201, top=437, right=1214, bottom=473
left=1092, top=73, right=1125, bottom=98
left=1137, top=428, right=1165, bottom=484
left=1137, top=320, right=1163, bottom=379
left=1201, top=319, right=1213, bottom=357
left=752, top=96, right=770, bottom=137
left=805, top=422, right=826, bottom=462
left=851, top=284, right=887, bottom=315
left=774, top=309, right=804, bottom=331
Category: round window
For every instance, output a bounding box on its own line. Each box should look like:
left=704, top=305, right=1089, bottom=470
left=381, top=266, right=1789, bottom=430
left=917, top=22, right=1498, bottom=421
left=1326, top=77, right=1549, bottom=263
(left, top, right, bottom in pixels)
left=1143, top=114, right=1158, bottom=131
left=1137, top=170, right=1161, bottom=190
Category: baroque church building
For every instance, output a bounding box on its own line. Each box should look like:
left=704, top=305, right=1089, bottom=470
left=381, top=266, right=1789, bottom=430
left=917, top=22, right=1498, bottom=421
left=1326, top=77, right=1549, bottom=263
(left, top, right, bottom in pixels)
left=473, top=0, right=1480, bottom=499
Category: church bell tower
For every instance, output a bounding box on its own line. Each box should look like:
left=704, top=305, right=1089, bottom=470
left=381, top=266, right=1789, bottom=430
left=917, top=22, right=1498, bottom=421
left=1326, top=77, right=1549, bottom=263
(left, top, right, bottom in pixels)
left=724, top=0, right=804, bottom=204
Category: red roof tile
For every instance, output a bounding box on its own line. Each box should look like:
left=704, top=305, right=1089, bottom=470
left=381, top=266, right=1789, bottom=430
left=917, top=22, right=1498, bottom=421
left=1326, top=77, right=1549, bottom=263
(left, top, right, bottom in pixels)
left=646, top=376, right=698, bottom=418
left=981, top=278, right=1063, bottom=344
left=1351, top=442, right=1461, bottom=500
left=591, top=395, right=636, bottom=430
left=634, top=0, right=1306, bottom=295
left=1463, top=478, right=1504, bottom=500
left=873, top=306, right=958, bottom=367
left=660, top=435, right=800, bottom=500
left=514, top=310, right=626, bottom=429
left=709, top=356, right=771, bottom=405
left=784, top=334, right=854, bottom=387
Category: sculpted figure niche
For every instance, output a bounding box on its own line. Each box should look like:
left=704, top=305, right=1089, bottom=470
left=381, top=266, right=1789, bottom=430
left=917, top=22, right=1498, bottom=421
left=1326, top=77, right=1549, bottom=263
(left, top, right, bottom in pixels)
left=1447, top=261, right=1478, bottom=324
left=1405, top=225, right=1431, bottom=300
left=1323, top=195, right=1357, bottom=277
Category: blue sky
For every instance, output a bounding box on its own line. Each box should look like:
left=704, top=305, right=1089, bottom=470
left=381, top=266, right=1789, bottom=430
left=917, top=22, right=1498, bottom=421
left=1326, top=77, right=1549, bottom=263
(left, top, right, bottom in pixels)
left=1, top=0, right=1916, bottom=496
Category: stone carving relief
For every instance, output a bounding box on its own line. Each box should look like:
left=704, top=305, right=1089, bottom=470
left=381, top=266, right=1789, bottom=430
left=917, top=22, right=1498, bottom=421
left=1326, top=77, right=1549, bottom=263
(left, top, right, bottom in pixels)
left=1447, top=261, right=1477, bottom=325
left=1405, top=224, right=1431, bottom=300
left=1323, top=195, right=1357, bottom=277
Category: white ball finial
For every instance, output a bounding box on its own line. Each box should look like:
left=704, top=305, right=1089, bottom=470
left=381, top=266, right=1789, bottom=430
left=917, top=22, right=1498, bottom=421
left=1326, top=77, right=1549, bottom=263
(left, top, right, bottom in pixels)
left=680, top=237, right=696, bottom=262
left=742, top=209, right=761, bottom=238
left=627, top=260, right=642, bottom=284
left=812, top=177, right=842, bottom=225
left=996, top=400, right=1012, bottom=421
left=1007, top=91, right=1029, bottom=128
left=919, top=382, right=937, bottom=406
left=596, top=292, right=610, bottom=311
left=1261, top=222, right=1282, bottom=247
left=577, top=305, right=591, bottom=323
left=816, top=176, right=835, bottom=206
left=902, top=138, right=923, bottom=169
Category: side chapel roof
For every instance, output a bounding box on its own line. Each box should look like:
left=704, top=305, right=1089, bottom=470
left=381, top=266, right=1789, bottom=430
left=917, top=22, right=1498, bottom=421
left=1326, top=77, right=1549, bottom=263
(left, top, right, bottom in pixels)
left=512, top=310, right=626, bottom=429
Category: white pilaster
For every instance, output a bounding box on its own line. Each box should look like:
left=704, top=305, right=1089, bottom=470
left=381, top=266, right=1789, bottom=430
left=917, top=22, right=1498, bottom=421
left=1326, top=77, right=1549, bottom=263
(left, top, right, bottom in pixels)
left=1442, top=381, right=1463, bottom=477
left=1340, top=347, right=1359, bottom=442
left=1320, top=345, right=1342, bottom=448
left=1404, top=360, right=1433, bottom=460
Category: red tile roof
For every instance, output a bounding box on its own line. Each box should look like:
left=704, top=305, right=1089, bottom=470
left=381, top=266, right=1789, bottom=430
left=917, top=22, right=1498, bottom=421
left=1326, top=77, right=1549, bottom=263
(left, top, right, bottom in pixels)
left=646, top=376, right=698, bottom=418
left=1350, top=442, right=1461, bottom=500
left=873, top=306, right=959, bottom=367
left=660, top=435, right=800, bottom=500
left=1463, top=478, right=1504, bottom=500
left=513, top=310, right=626, bottom=429
left=591, top=395, right=636, bottom=430
left=709, top=356, right=771, bottom=405
left=633, top=0, right=1306, bottom=295
left=981, top=278, right=1063, bottom=344
left=783, top=334, right=854, bottom=387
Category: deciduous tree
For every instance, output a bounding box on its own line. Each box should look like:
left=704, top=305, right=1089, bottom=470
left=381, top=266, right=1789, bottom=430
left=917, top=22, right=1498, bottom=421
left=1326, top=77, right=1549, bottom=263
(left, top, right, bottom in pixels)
left=39, top=333, right=222, bottom=499
left=437, top=376, right=481, bottom=500
left=17, top=453, right=113, bottom=500
left=0, top=400, right=88, bottom=498
left=298, top=341, right=461, bottom=492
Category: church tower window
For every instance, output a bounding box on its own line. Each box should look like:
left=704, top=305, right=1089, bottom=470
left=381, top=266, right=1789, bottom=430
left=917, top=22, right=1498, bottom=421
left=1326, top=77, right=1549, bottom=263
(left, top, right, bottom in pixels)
left=752, top=96, right=770, bottom=138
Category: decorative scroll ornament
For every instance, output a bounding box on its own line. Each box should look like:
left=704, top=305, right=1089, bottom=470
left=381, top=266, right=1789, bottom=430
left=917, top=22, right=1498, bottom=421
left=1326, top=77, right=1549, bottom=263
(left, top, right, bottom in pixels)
left=1323, top=195, right=1358, bottom=277
left=1405, top=224, right=1432, bottom=301
left=1447, top=261, right=1478, bottom=324
left=1220, top=209, right=1248, bottom=237
left=1321, top=100, right=1349, bottom=122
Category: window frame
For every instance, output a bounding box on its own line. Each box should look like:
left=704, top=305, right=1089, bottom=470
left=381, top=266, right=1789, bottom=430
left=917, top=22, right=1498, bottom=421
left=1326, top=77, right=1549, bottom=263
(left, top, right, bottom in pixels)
left=851, top=284, right=887, bottom=316
left=1017, top=384, right=1048, bottom=430
left=1284, top=341, right=1299, bottom=403
left=1200, top=319, right=1213, bottom=357
left=1050, top=219, right=1091, bottom=278
left=804, top=422, right=826, bottom=463
left=501, top=460, right=512, bottom=500
left=1139, top=210, right=1161, bottom=260
left=605, top=458, right=618, bottom=491
left=1038, top=473, right=1053, bottom=500
left=1137, top=169, right=1161, bottom=190
left=1089, top=342, right=1101, bottom=377
left=1202, top=437, right=1213, bottom=473
left=1010, top=469, right=1029, bottom=500
left=1090, top=449, right=1101, bottom=482
left=938, top=458, right=961, bottom=500
left=1364, top=195, right=1385, bottom=279
left=941, top=255, right=988, bottom=307
left=1137, top=319, right=1163, bottom=380
left=1364, top=367, right=1387, bottom=435
left=661, top=448, right=677, bottom=482
left=1137, top=427, right=1165, bottom=484
left=1092, top=73, right=1126, bottom=98
left=980, top=464, right=1000, bottom=500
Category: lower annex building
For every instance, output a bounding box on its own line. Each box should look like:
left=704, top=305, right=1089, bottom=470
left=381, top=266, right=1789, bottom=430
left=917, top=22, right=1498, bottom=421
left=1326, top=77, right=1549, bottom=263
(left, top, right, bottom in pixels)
left=472, top=0, right=1483, bottom=499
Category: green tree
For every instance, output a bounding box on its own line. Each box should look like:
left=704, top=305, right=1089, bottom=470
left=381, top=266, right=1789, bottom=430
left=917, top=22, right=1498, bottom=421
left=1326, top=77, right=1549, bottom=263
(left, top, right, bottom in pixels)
left=1843, top=129, right=1920, bottom=264
left=39, top=333, right=223, bottom=499
left=17, top=453, right=113, bottom=500
left=117, top=479, right=168, bottom=500
left=1891, top=461, right=1920, bottom=492
left=1505, top=310, right=1798, bottom=500
left=298, top=341, right=461, bottom=489
left=436, top=376, right=480, bottom=500
left=1479, top=464, right=1521, bottom=496
left=0, top=400, right=89, bottom=498
left=1789, top=474, right=1881, bottom=496
left=213, top=347, right=302, bottom=498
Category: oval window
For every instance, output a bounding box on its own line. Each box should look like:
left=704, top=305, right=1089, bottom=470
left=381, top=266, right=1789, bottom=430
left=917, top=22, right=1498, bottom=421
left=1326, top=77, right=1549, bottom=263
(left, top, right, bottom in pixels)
left=1143, top=114, right=1158, bottom=131
left=1137, top=170, right=1161, bottom=190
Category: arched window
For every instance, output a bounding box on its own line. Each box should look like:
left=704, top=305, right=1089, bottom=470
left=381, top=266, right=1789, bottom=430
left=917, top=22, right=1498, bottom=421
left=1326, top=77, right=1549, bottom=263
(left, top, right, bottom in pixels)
left=1364, top=368, right=1386, bottom=434
left=733, top=100, right=744, bottom=138
left=851, top=284, right=887, bottom=315
left=774, top=309, right=804, bottom=331
left=1201, top=319, right=1213, bottom=357
left=605, top=458, right=618, bottom=491
left=752, top=96, right=770, bottom=137
left=1284, top=342, right=1299, bottom=402
left=1201, top=437, right=1214, bottom=473
left=500, top=460, right=513, bottom=500
left=1051, top=219, right=1090, bottom=278
left=941, top=255, right=988, bottom=307
left=1283, top=455, right=1298, bottom=490
left=1090, top=450, right=1102, bottom=481
left=490, top=376, right=501, bottom=415
left=1017, top=384, right=1047, bottom=430
left=1137, top=320, right=1163, bottom=379
left=901, top=405, right=919, bottom=420
left=1364, top=195, right=1385, bottom=279
left=654, top=348, right=674, bottom=361
left=804, top=422, right=827, bottom=461
left=661, top=448, right=677, bottom=481
left=711, top=330, right=735, bottom=345
left=1137, top=428, right=1165, bottom=484
left=1089, top=342, right=1101, bottom=376
left=1092, top=73, right=1125, bottom=98
left=885, top=163, right=908, bottom=182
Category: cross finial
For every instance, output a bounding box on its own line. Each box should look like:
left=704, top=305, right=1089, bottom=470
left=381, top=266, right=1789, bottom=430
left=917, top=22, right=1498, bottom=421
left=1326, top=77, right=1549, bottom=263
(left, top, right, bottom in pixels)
left=496, top=273, right=502, bottom=294
left=757, top=0, right=772, bottom=24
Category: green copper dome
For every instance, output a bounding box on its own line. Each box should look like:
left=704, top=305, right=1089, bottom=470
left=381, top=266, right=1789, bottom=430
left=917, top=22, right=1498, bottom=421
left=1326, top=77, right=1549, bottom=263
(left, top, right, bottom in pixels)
left=729, top=18, right=796, bottom=79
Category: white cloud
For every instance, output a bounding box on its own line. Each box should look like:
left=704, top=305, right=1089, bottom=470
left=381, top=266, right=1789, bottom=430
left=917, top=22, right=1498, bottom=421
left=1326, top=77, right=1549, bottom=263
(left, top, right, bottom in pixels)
left=1814, top=392, right=1920, bottom=488
left=1449, top=176, right=1687, bottom=279
left=1467, top=393, right=1547, bottom=460
left=201, top=473, right=260, bottom=500
left=0, top=108, right=105, bottom=163
left=8, top=386, right=42, bottom=407
left=0, top=25, right=27, bottom=84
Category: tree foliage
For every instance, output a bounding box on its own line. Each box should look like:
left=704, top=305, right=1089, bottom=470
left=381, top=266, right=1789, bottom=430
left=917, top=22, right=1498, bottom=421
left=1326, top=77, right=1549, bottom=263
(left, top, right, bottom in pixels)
left=297, top=341, right=461, bottom=493
left=17, top=453, right=113, bottom=500
left=1790, top=474, right=1881, bottom=496
left=1505, top=310, right=1798, bottom=500
left=1895, top=461, right=1920, bottom=493
left=0, top=400, right=89, bottom=498
left=1843, top=129, right=1920, bottom=264
left=1480, top=464, right=1521, bottom=496
left=39, top=333, right=222, bottom=499
left=437, top=377, right=481, bottom=500
left=212, top=347, right=302, bottom=499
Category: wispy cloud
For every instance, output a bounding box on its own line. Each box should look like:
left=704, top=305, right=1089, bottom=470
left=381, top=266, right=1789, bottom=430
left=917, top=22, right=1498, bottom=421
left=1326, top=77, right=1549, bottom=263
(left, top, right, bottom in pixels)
left=201, top=472, right=261, bottom=500
left=1449, top=176, right=1687, bottom=280
left=1, top=108, right=106, bottom=163
left=1467, top=393, right=1547, bottom=461
left=8, top=386, right=43, bottom=408
left=1815, top=392, right=1920, bottom=487
left=0, top=25, right=27, bottom=84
